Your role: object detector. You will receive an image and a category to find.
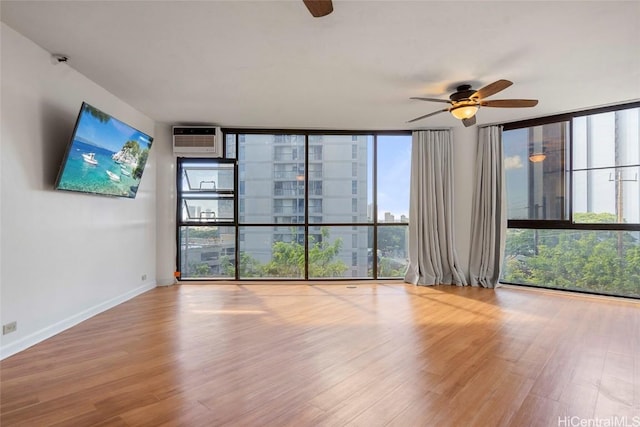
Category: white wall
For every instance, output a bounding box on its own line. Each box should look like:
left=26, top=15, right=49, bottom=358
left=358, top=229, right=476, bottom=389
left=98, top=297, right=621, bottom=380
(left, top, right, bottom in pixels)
left=154, top=123, right=177, bottom=286
left=0, top=23, right=157, bottom=359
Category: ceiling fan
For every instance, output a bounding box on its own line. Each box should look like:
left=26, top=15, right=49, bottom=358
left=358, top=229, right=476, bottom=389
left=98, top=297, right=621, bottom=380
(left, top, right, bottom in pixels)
left=303, top=0, right=333, bottom=17
left=408, top=79, right=538, bottom=127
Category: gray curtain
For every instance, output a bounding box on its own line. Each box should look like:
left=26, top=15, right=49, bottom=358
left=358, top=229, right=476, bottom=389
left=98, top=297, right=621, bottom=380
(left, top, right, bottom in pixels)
left=404, top=130, right=467, bottom=286
left=469, top=125, right=505, bottom=288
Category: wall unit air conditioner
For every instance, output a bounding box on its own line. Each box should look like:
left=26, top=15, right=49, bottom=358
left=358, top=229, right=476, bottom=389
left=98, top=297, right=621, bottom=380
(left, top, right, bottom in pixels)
left=172, top=126, right=222, bottom=156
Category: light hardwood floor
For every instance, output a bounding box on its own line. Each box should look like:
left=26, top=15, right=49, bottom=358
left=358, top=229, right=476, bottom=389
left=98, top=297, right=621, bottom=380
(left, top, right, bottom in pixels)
left=1, top=283, right=639, bottom=426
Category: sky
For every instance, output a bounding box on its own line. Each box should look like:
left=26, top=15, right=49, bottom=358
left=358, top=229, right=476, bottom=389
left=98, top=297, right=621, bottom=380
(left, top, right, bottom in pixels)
left=74, top=106, right=152, bottom=153
left=503, top=128, right=529, bottom=218
left=372, top=135, right=411, bottom=220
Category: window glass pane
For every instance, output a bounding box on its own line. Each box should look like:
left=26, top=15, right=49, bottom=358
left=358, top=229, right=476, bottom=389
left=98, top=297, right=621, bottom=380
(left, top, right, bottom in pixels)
left=308, top=135, right=372, bottom=224
left=309, top=163, right=322, bottom=179
left=502, top=228, right=640, bottom=298
left=308, top=199, right=322, bottom=215
left=181, top=161, right=234, bottom=192
left=377, top=225, right=409, bottom=278
left=309, top=145, right=322, bottom=161
left=180, top=226, right=235, bottom=279
left=308, top=226, right=372, bottom=279
left=308, top=181, right=322, bottom=196
left=238, top=226, right=305, bottom=278
left=274, top=163, right=306, bottom=180
left=239, top=134, right=304, bottom=224
left=573, top=108, right=640, bottom=170
left=274, top=180, right=305, bottom=197
left=179, top=160, right=235, bottom=224
left=225, top=133, right=236, bottom=159
left=573, top=166, right=640, bottom=224
left=572, top=107, right=640, bottom=225
left=181, top=196, right=234, bottom=223
left=377, top=135, right=411, bottom=223
left=503, top=123, right=569, bottom=220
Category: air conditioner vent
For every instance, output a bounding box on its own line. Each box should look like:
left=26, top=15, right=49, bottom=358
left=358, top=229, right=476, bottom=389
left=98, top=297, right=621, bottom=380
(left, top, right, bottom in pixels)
left=173, top=126, right=221, bottom=156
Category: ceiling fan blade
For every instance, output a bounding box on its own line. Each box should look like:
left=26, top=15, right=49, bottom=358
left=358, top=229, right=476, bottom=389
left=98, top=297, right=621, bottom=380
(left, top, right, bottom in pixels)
left=462, top=116, right=476, bottom=127
left=303, top=0, right=333, bottom=17
left=410, top=97, right=452, bottom=104
left=481, top=99, right=539, bottom=108
left=473, top=79, right=513, bottom=100
left=407, top=108, right=449, bottom=123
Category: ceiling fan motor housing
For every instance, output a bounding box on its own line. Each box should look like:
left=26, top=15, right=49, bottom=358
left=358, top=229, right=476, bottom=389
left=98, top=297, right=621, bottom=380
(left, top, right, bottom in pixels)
left=450, top=85, right=476, bottom=102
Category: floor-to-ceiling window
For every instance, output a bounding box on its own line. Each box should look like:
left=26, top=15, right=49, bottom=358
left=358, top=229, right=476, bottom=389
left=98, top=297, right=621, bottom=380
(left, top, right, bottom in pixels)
left=502, top=102, right=640, bottom=298
left=177, top=131, right=410, bottom=280
left=177, top=158, right=236, bottom=279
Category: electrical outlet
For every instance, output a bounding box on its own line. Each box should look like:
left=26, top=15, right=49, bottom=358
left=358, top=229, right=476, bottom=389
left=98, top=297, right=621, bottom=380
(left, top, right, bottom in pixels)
left=141, top=274, right=147, bottom=281
left=3, top=321, right=17, bottom=335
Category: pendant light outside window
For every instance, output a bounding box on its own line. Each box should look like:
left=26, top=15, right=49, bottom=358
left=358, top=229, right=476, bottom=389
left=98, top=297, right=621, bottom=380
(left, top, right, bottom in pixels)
left=529, top=152, right=546, bottom=163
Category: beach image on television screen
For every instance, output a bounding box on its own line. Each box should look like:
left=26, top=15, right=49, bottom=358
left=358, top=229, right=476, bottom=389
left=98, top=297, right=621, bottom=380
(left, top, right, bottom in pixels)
left=56, top=103, right=153, bottom=198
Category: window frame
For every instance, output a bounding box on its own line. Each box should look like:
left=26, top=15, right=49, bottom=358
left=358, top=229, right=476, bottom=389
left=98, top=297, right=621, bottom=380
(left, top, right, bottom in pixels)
left=503, top=101, right=640, bottom=232
left=219, top=129, right=411, bottom=280
left=501, top=101, right=640, bottom=299
left=176, top=158, right=238, bottom=279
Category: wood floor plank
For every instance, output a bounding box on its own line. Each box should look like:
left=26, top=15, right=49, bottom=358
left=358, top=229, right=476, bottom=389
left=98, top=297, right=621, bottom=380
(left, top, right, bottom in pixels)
left=558, top=381, right=598, bottom=420
left=384, top=390, right=449, bottom=427
left=509, top=393, right=564, bottom=427
left=1, top=283, right=638, bottom=426
left=346, top=376, right=432, bottom=426
left=474, top=372, right=536, bottom=427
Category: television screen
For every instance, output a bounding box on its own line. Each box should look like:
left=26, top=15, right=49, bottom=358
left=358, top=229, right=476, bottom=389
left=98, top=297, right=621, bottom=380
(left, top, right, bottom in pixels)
left=55, top=102, right=153, bottom=198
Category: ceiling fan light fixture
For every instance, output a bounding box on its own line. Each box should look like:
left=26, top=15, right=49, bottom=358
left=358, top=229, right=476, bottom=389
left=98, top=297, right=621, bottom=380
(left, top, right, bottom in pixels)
left=407, top=79, right=538, bottom=125
left=450, top=103, right=479, bottom=120
left=529, top=152, right=546, bottom=163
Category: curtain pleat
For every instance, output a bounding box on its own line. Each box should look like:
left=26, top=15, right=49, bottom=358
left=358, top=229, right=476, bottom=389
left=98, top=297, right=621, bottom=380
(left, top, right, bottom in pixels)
left=469, top=125, right=505, bottom=288
left=404, top=130, right=467, bottom=286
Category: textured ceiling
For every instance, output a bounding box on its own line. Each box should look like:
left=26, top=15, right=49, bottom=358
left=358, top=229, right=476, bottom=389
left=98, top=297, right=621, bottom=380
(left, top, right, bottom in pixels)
left=2, top=1, right=639, bottom=130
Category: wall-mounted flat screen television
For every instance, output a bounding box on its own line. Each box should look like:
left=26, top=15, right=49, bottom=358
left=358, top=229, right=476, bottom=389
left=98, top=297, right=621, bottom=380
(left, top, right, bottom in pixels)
left=55, top=102, right=153, bottom=198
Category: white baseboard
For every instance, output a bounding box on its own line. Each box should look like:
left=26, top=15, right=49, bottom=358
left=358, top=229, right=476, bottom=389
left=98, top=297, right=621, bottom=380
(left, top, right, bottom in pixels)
left=0, top=282, right=156, bottom=360
left=156, top=277, right=177, bottom=287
